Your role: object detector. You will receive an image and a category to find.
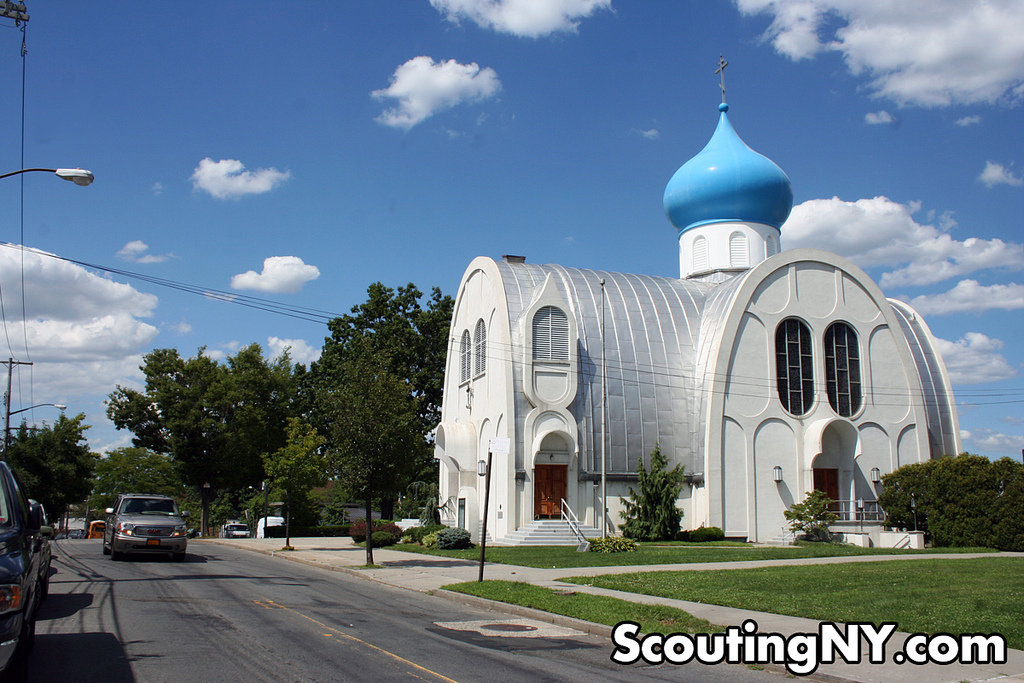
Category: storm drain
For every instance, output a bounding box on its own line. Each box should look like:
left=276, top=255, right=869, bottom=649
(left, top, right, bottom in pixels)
left=434, top=619, right=584, bottom=639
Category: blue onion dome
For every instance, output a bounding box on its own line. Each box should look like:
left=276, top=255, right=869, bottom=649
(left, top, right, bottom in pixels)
left=664, top=103, right=793, bottom=234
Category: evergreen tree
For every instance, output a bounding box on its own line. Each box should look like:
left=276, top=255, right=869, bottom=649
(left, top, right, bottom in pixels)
left=620, top=445, right=685, bottom=541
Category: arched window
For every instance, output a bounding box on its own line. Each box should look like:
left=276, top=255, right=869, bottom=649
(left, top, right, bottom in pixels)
left=692, top=236, right=709, bottom=272
left=729, top=231, right=749, bottom=268
left=775, top=318, right=814, bottom=415
left=532, top=306, right=569, bottom=362
left=824, top=322, right=862, bottom=417
left=474, top=319, right=486, bottom=376
left=459, top=330, right=471, bottom=383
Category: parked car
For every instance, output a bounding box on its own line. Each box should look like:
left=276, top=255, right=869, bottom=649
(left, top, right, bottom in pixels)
left=87, top=520, right=105, bottom=539
left=219, top=522, right=249, bottom=539
left=0, top=461, right=51, bottom=682
left=103, top=494, right=190, bottom=562
left=67, top=528, right=86, bottom=540
left=254, top=516, right=285, bottom=538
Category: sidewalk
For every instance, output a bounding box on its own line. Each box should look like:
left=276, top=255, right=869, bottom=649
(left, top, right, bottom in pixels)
left=204, top=537, right=1024, bottom=683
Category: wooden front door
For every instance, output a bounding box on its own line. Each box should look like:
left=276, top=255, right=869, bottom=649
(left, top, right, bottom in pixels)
left=813, top=468, right=840, bottom=511
left=534, top=464, right=567, bottom=518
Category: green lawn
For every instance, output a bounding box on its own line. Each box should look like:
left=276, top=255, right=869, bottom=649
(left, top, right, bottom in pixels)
left=561, top=557, right=1024, bottom=649
left=443, top=580, right=720, bottom=636
left=392, top=541, right=994, bottom=568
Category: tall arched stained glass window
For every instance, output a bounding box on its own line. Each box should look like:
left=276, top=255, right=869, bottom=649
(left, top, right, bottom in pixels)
left=474, top=319, right=486, bottom=376
left=460, top=330, right=471, bottom=383
left=775, top=318, right=814, bottom=416
left=825, top=322, right=861, bottom=417
left=532, top=306, right=569, bottom=362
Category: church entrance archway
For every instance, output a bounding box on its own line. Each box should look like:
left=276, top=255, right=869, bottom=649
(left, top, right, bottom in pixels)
left=809, top=419, right=858, bottom=515
left=534, top=463, right=567, bottom=518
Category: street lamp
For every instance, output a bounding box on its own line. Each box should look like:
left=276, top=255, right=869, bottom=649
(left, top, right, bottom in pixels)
left=3, top=401, right=66, bottom=457
left=0, top=167, right=94, bottom=186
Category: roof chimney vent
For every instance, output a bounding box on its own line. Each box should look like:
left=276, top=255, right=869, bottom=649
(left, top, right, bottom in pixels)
left=502, top=255, right=526, bottom=264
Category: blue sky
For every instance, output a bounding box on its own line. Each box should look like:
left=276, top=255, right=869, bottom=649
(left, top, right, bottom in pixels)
left=0, top=0, right=1021, bottom=460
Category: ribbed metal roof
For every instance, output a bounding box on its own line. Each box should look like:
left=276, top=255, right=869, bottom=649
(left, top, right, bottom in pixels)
left=495, top=259, right=715, bottom=475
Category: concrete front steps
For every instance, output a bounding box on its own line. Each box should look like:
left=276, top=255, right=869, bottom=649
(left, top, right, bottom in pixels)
left=497, top=519, right=602, bottom=547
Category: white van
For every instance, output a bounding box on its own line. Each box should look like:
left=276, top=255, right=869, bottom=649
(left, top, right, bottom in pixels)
left=254, top=516, right=285, bottom=538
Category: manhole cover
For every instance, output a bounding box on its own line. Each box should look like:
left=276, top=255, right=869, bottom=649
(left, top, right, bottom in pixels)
left=481, top=623, right=538, bottom=632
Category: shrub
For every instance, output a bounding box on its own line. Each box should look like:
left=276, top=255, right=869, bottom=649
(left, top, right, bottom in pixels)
left=620, top=445, right=685, bottom=541
left=588, top=536, right=637, bottom=553
left=349, top=519, right=403, bottom=544
left=785, top=490, right=838, bottom=541
left=436, top=527, right=473, bottom=550
left=371, top=531, right=397, bottom=547
left=687, top=526, right=725, bottom=543
left=402, top=524, right=446, bottom=544
left=422, top=532, right=439, bottom=549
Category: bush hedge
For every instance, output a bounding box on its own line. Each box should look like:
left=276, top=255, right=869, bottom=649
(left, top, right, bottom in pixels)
left=588, top=536, right=637, bottom=553
left=402, top=524, right=446, bottom=544
left=371, top=531, right=398, bottom=547
left=264, top=525, right=350, bottom=539
left=436, top=527, right=473, bottom=549
left=349, top=520, right=403, bottom=544
left=687, top=526, right=725, bottom=543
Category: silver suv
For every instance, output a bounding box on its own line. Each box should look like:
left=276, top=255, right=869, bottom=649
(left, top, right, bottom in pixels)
left=103, top=494, right=189, bottom=561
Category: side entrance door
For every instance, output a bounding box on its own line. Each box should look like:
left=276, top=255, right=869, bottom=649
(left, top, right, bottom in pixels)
left=813, top=468, right=840, bottom=512
left=534, top=464, right=567, bottom=519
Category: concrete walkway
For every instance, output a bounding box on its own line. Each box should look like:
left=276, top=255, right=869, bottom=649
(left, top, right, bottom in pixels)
left=203, top=537, right=1024, bottom=683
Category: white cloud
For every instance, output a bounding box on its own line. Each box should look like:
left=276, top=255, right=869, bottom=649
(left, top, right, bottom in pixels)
left=955, top=115, right=981, bottom=126
left=372, top=56, right=501, bottom=130
left=977, top=160, right=1023, bottom=188
left=430, top=0, right=611, bottom=38
left=903, top=280, right=1024, bottom=316
left=630, top=127, right=660, bottom=139
left=864, top=110, right=896, bottom=125
left=230, top=256, right=320, bottom=294
left=267, top=337, right=321, bottom=365
left=1001, top=415, right=1024, bottom=426
left=935, top=332, right=1017, bottom=385
left=116, top=240, right=173, bottom=264
left=735, top=0, right=1024, bottom=106
left=961, top=428, right=1024, bottom=454
left=151, top=182, right=163, bottom=195
left=782, top=196, right=1024, bottom=287
left=0, top=245, right=159, bottom=399
left=191, top=158, right=290, bottom=200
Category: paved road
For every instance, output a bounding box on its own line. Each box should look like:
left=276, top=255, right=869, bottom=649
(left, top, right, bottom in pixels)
left=35, top=539, right=787, bottom=683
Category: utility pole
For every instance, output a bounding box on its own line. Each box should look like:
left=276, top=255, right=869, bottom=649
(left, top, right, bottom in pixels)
left=0, top=3, right=29, bottom=23
left=3, top=358, right=33, bottom=458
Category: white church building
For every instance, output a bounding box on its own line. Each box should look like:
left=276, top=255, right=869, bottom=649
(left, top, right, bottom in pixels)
left=434, top=99, right=960, bottom=545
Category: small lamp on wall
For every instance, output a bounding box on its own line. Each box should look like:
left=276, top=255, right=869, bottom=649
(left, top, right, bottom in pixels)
left=870, top=467, right=881, bottom=483
left=773, top=466, right=783, bottom=483
left=477, top=460, right=487, bottom=477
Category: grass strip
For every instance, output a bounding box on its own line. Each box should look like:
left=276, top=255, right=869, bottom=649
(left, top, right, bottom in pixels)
left=443, top=580, right=719, bottom=636
left=391, top=542, right=994, bottom=569
left=562, top=557, right=1024, bottom=649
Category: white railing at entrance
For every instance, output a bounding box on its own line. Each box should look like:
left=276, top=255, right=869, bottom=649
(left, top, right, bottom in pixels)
left=560, top=499, right=590, bottom=551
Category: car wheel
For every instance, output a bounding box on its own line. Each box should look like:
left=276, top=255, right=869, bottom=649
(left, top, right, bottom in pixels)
left=102, top=542, right=111, bottom=556
left=110, top=548, right=123, bottom=561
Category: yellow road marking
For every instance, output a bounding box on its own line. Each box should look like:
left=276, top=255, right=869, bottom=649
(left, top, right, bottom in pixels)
left=252, top=600, right=460, bottom=683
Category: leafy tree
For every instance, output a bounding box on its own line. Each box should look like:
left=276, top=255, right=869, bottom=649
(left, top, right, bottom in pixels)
left=89, top=447, right=184, bottom=512
left=880, top=454, right=1024, bottom=551
left=323, top=345, right=425, bottom=565
left=262, top=418, right=327, bottom=548
left=785, top=489, right=838, bottom=540
left=7, top=413, right=97, bottom=517
left=107, top=344, right=299, bottom=533
left=305, top=282, right=452, bottom=517
left=620, top=445, right=685, bottom=541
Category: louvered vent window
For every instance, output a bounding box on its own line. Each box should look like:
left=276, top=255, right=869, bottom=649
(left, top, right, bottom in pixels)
left=825, top=322, right=862, bottom=417
left=730, top=232, right=749, bottom=268
left=766, top=235, right=778, bottom=257
left=775, top=318, right=814, bottom=416
left=532, top=306, right=569, bottom=362
left=474, top=319, right=486, bottom=376
left=693, top=236, right=709, bottom=272
left=459, top=330, right=471, bottom=383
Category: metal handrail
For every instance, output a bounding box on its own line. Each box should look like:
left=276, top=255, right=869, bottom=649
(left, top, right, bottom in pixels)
left=560, top=499, right=588, bottom=546
left=832, top=500, right=885, bottom=523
